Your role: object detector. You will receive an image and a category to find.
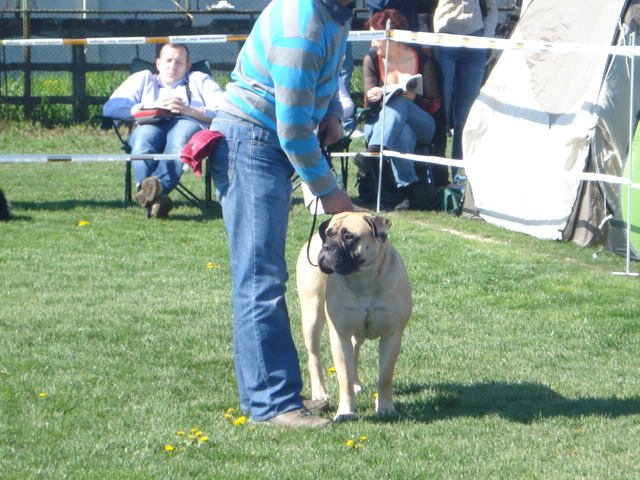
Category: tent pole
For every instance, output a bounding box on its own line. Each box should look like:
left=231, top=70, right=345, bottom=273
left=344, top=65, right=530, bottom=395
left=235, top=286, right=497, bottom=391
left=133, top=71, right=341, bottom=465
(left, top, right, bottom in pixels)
left=376, top=19, right=392, bottom=213
left=614, top=32, right=639, bottom=277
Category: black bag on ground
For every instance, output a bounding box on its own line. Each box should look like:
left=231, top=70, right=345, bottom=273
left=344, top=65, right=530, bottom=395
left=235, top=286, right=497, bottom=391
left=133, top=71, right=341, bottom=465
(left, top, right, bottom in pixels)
left=354, top=155, right=441, bottom=210
left=0, top=188, right=12, bottom=220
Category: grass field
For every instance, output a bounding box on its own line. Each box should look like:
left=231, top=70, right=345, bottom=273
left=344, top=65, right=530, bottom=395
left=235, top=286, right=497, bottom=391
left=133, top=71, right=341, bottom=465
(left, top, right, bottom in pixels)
left=1, top=123, right=640, bottom=479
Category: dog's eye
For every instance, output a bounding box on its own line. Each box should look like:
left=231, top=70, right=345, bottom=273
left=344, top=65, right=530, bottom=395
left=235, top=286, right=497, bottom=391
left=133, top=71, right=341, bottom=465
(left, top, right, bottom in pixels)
left=342, top=232, right=355, bottom=242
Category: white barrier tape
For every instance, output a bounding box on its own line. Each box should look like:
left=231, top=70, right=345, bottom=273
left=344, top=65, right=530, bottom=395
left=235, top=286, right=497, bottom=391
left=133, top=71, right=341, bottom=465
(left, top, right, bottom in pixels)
left=169, top=34, right=248, bottom=43
left=390, top=30, right=635, bottom=56
left=332, top=150, right=640, bottom=190
left=0, top=34, right=247, bottom=47
left=0, top=154, right=178, bottom=163
left=0, top=30, right=635, bottom=56
left=570, top=172, right=640, bottom=190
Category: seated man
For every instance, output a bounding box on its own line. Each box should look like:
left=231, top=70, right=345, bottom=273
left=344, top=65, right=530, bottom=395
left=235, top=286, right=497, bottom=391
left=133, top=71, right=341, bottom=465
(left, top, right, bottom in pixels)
left=103, top=43, right=224, bottom=217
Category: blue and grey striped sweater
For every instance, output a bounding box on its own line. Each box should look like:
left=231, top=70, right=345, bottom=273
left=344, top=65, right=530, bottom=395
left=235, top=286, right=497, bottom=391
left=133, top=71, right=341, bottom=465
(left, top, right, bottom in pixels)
left=220, top=0, right=353, bottom=197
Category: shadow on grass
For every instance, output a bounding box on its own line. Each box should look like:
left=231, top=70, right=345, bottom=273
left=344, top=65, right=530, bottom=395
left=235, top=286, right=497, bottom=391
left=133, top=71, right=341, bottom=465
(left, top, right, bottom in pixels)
left=9, top=200, right=223, bottom=220
left=380, top=382, right=640, bottom=424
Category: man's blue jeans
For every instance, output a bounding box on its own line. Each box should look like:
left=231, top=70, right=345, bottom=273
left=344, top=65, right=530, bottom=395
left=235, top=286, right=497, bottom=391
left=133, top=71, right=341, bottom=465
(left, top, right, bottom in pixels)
left=128, top=118, right=201, bottom=194
left=364, top=96, right=436, bottom=188
left=435, top=29, right=487, bottom=168
left=208, top=112, right=305, bottom=422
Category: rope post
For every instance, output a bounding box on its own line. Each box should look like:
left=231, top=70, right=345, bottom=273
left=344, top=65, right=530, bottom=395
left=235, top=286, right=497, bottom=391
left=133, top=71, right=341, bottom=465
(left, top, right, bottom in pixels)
left=376, top=19, right=392, bottom=213
left=614, top=33, right=639, bottom=277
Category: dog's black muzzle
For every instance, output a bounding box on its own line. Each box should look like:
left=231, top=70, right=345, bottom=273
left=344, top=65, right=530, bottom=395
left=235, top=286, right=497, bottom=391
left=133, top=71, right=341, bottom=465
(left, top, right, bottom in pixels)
left=318, top=240, right=360, bottom=275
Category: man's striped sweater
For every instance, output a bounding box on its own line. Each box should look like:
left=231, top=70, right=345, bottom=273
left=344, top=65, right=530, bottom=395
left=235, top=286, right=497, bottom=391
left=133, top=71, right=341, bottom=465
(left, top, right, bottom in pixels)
left=220, top=0, right=353, bottom=197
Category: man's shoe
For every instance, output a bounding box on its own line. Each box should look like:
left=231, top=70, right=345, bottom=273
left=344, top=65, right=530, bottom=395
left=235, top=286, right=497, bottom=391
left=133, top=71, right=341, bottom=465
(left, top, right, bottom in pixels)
left=135, top=177, right=162, bottom=208
left=262, top=408, right=331, bottom=428
left=150, top=194, right=173, bottom=218
left=394, top=198, right=411, bottom=211
left=301, top=396, right=331, bottom=413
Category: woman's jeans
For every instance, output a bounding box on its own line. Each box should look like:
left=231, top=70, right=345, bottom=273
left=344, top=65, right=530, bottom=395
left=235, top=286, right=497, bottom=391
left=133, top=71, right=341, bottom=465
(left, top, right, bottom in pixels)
left=128, top=118, right=201, bottom=194
left=435, top=29, right=487, bottom=170
left=208, top=112, right=304, bottom=422
left=364, top=96, right=436, bottom=188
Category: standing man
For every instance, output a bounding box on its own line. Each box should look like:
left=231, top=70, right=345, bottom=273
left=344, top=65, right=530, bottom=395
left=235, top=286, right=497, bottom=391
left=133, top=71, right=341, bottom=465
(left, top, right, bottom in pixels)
left=104, top=43, right=223, bottom=217
left=209, top=0, right=354, bottom=427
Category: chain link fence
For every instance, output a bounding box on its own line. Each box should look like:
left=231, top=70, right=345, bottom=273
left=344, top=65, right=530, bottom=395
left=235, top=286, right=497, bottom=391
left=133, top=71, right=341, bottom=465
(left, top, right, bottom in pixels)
left=0, top=1, right=522, bottom=123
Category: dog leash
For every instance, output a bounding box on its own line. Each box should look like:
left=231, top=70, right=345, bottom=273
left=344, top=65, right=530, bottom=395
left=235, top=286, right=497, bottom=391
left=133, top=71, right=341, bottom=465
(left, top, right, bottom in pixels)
left=304, top=144, right=331, bottom=268
left=305, top=174, right=321, bottom=268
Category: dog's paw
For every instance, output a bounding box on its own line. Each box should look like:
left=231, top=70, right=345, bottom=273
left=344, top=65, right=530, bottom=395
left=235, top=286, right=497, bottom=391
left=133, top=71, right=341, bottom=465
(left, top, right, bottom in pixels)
left=375, top=397, right=396, bottom=415
left=333, top=413, right=357, bottom=422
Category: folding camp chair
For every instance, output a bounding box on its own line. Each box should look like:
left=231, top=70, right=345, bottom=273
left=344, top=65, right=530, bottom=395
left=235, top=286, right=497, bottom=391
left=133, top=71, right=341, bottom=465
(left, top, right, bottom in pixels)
left=96, top=58, right=214, bottom=209
left=349, top=107, right=444, bottom=210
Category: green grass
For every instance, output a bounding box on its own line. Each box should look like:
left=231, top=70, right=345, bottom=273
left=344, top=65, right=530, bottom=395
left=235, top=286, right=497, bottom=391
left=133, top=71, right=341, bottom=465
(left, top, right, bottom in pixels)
left=1, top=124, right=640, bottom=479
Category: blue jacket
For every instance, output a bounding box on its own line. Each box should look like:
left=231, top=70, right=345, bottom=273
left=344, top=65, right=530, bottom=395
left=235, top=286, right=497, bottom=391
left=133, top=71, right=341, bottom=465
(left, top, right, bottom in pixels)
left=220, top=0, right=353, bottom=196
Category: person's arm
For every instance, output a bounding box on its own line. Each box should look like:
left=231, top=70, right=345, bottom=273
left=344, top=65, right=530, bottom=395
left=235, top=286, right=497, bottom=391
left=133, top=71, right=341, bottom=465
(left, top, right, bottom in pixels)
left=268, top=36, right=337, bottom=198
left=193, top=73, right=225, bottom=119
left=167, top=72, right=225, bottom=124
left=363, top=53, right=383, bottom=109
left=411, top=54, right=441, bottom=114
left=338, top=77, right=355, bottom=122
left=482, top=0, right=499, bottom=37
left=102, top=71, right=149, bottom=120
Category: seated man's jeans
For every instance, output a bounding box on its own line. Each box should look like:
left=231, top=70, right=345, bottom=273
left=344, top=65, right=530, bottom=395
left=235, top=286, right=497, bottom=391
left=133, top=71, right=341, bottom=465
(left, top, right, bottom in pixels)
left=208, top=112, right=305, bottom=422
left=435, top=28, right=486, bottom=173
left=365, top=96, right=436, bottom=188
left=128, top=118, right=201, bottom=194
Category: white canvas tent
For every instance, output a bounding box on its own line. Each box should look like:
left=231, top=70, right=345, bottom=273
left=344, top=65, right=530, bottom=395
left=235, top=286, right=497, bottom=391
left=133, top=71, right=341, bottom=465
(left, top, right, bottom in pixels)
left=463, top=0, right=640, bottom=260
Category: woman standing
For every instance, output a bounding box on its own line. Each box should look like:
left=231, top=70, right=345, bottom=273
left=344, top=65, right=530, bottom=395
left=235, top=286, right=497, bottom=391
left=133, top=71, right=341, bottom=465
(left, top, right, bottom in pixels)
left=433, top=0, right=498, bottom=179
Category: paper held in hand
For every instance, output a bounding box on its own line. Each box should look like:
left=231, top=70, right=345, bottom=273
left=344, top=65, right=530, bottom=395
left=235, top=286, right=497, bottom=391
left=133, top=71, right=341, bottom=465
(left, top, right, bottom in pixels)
left=383, top=74, right=423, bottom=102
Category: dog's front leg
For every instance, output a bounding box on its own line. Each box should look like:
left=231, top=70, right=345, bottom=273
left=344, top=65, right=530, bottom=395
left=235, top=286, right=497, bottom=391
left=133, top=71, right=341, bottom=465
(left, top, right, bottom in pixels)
left=301, top=300, right=329, bottom=401
left=328, top=324, right=357, bottom=421
left=376, top=330, right=404, bottom=415
left=352, top=336, right=365, bottom=395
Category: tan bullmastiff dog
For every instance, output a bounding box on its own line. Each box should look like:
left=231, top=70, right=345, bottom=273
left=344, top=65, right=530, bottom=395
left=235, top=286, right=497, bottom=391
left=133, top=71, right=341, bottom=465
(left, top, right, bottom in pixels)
left=296, top=212, right=412, bottom=421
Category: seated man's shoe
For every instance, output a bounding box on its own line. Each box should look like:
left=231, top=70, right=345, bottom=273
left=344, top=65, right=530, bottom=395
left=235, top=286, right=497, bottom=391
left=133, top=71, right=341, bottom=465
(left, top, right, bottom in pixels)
left=135, top=177, right=162, bottom=208
left=150, top=194, right=173, bottom=218
left=394, top=198, right=411, bottom=211
left=262, top=408, right=331, bottom=428
left=301, top=396, right=331, bottom=413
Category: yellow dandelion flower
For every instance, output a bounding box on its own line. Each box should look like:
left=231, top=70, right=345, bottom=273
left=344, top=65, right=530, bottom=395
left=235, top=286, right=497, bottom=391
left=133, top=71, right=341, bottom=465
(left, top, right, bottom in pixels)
left=199, top=436, right=209, bottom=442
left=359, top=436, right=367, bottom=441
left=327, top=366, right=337, bottom=374
left=177, top=431, right=184, bottom=435
left=191, top=428, right=199, bottom=432
left=233, top=416, right=247, bottom=426
left=227, top=408, right=236, bottom=413
left=372, top=392, right=378, bottom=398
left=195, top=430, right=203, bottom=436
left=207, top=262, right=221, bottom=269
left=188, top=435, right=196, bottom=439
left=224, top=413, right=232, bottom=419
left=355, top=443, right=363, bottom=448
left=165, top=445, right=175, bottom=452
left=38, top=392, right=47, bottom=397
left=78, top=221, right=89, bottom=226
left=346, top=439, right=355, bottom=447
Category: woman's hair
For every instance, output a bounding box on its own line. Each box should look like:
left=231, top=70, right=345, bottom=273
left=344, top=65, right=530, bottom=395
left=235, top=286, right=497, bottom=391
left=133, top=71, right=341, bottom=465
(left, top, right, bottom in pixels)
left=365, top=9, right=409, bottom=31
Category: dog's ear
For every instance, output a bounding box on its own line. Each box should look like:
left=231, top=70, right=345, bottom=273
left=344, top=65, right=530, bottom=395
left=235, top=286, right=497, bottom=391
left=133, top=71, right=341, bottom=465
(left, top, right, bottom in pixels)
left=364, top=214, right=391, bottom=243
left=318, top=218, right=331, bottom=242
